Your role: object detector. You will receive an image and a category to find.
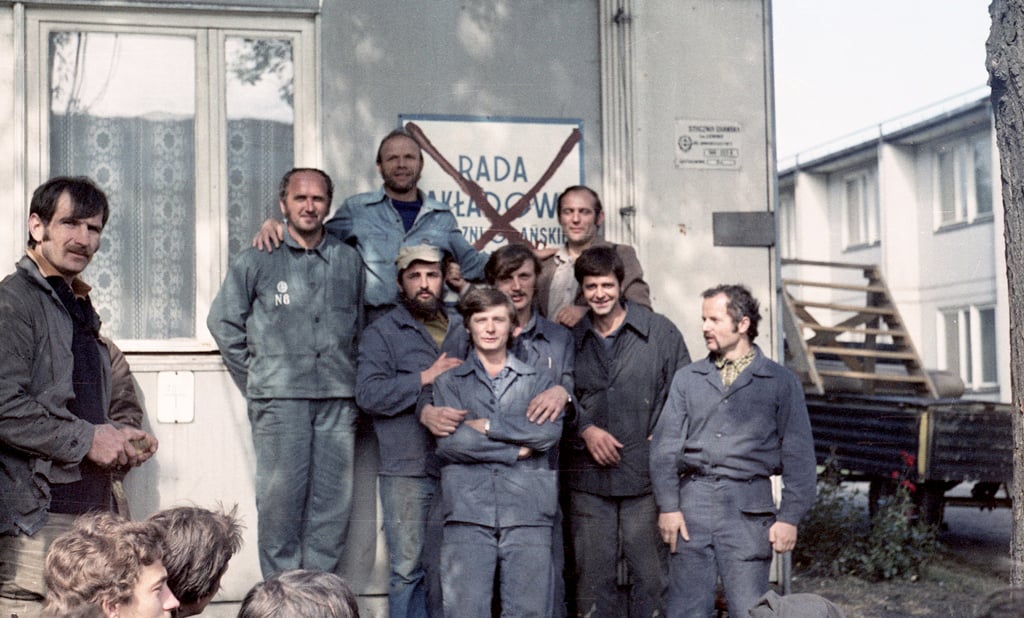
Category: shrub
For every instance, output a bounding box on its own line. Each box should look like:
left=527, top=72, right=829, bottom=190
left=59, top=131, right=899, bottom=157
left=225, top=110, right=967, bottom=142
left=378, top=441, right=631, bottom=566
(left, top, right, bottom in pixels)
left=794, top=453, right=937, bottom=581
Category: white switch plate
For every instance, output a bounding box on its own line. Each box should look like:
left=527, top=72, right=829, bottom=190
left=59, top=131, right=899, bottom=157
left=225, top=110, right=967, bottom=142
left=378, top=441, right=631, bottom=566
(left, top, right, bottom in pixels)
left=156, top=371, right=195, bottom=423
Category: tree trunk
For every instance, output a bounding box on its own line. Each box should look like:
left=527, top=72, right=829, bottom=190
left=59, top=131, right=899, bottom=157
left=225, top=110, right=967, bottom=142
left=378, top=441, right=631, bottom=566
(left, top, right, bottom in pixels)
left=987, top=0, right=1024, bottom=586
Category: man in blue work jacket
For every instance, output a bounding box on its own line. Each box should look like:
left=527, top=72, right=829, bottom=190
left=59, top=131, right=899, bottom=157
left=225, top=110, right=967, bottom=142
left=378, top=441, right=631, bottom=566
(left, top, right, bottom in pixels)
left=356, top=244, right=463, bottom=618
left=208, top=168, right=363, bottom=578
left=650, top=284, right=816, bottom=617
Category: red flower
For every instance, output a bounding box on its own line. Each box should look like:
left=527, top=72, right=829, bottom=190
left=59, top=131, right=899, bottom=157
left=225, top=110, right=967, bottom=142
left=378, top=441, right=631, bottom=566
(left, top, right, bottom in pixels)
left=901, top=479, right=917, bottom=493
left=900, top=451, right=916, bottom=467
left=891, top=470, right=900, bottom=479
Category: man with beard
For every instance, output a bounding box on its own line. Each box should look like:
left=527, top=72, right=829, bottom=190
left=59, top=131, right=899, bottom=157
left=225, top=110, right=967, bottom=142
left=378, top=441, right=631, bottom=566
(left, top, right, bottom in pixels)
left=356, top=244, right=464, bottom=618
left=0, top=176, right=159, bottom=618
left=255, top=128, right=488, bottom=323
left=208, top=168, right=363, bottom=578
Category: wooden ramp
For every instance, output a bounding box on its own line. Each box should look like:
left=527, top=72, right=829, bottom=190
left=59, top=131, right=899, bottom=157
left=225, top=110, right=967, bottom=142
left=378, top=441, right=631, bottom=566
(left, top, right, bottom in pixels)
left=780, top=259, right=938, bottom=398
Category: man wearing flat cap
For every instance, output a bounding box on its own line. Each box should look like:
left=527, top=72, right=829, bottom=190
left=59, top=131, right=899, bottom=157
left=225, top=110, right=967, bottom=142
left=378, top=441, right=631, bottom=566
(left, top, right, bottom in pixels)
left=356, top=244, right=465, bottom=618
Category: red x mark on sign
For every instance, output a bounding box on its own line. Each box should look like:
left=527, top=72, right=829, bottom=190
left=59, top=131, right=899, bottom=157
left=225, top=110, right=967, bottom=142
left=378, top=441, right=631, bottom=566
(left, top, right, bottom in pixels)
left=405, top=122, right=582, bottom=250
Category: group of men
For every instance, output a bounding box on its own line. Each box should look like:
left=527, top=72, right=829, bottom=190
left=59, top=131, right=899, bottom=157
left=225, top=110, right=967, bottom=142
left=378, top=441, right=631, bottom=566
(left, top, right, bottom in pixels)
left=204, top=127, right=817, bottom=617
left=0, top=125, right=817, bottom=618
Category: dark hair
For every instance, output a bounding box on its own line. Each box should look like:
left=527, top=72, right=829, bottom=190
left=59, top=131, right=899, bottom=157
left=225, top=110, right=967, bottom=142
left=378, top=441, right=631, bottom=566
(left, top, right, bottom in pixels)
left=376, top=128, right=423, bottom=165
left=43, top=512, right=166, bottom=614
left=28, top=177, right=110, bottom=248
left=278, top=168, right=334, bottom=206
left=556, top=185, right=603, bottom=217
left=484, top=243, right=540, bottom=285
left=702, top=284, right=761, bottom=342
left=237, top=570, right=359, bottom=618
left=146, top=505, right=243, bottom=607
left=456, top=286, right=519, bottom=331
left=573, top=245, right=624, bottom=284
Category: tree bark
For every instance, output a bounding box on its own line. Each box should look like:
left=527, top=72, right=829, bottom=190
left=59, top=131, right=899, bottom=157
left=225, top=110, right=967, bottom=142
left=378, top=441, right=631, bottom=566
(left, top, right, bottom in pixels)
left=987, top=0, right=1024, bottom=586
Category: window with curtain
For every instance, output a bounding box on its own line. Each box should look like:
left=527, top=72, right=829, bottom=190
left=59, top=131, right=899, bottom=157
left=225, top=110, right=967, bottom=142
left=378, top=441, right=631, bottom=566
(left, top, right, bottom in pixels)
left=33, top=11, right=316, bottom=348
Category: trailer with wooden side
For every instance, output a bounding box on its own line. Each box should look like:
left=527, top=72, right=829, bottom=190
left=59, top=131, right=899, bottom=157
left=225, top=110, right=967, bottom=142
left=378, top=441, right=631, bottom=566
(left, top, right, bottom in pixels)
left=781, top=259, right=1013, bottom=524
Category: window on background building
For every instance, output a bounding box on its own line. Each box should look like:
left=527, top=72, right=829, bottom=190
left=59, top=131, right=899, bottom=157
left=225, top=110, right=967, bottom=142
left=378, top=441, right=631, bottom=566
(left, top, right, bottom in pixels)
left=939, top=305, right=998, bottom=390
left=28, top=10, right=317, bottom=350
left=777, top=189, right=796, bottom=258
left=841, top=169, right=879, bottom=248
left=935, top=132, right=993, bottom=227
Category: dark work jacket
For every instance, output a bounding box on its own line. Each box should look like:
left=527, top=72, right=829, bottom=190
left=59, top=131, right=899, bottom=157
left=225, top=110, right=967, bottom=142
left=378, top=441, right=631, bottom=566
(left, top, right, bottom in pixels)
left=568, top=303, right=690, bottom=497
left=0, top=256, right=112, bottom=536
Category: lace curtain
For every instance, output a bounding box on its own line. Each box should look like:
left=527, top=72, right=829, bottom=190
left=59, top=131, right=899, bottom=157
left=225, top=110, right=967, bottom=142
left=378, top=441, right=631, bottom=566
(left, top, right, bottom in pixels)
left=50, top=114, right=292, bottom=340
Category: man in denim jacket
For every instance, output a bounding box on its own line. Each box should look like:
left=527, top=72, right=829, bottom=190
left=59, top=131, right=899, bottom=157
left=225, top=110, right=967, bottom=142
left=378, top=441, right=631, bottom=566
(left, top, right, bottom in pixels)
left=208, top=168, right=363, bottom=578
left=255, top=129, right=487, bottom=322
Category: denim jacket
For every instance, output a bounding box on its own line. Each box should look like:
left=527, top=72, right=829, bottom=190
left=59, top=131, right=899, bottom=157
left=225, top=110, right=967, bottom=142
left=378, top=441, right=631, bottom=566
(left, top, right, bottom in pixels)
left=356, top=304, right=463, bottom=477
left=434, top=353, right=560, bottom=527
left=207, top=228, right=363, bottom=400
left=325, top=187, right=488, bottom=308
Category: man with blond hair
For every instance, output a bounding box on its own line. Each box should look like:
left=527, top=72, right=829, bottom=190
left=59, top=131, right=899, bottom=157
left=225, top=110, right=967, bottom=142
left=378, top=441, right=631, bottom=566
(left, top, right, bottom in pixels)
left=43, top=512, right=179, bottom=618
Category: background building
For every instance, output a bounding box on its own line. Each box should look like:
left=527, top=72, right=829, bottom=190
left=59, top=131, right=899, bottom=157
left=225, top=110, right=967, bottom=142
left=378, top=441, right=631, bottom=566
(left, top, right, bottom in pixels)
left=778, top=89, right=1009, bottom=402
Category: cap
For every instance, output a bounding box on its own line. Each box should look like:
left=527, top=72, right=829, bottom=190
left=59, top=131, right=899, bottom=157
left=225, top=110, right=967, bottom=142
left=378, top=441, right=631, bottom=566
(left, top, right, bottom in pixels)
left=395, top=244, right=443, bottom=271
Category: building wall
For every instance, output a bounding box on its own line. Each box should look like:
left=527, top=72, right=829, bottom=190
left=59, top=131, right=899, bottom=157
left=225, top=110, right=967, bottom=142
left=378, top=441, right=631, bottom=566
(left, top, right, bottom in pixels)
left=779, top=100, right=1009, bottom=402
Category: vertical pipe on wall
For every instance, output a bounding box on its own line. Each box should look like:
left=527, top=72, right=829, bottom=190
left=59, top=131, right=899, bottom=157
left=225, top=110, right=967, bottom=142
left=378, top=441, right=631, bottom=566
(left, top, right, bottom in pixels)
left=13, top=2, right=27, bottom=248
left=599, top=0, right=637, bottom=246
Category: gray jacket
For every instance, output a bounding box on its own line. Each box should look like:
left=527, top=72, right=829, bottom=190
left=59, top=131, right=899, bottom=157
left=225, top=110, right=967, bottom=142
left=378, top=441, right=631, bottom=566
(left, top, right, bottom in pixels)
left=207, top=229, right=363, bottom=399
left=649, top=346, right=817, bottom=525
left=0, top=256, right=111, bottom=536
left=434, top=353, right=560, bottom=527
left=356, top=304, right=463, bottom=477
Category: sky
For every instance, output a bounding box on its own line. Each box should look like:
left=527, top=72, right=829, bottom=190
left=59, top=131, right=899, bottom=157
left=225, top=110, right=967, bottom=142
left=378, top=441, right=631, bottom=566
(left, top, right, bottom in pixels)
left=772, top=1, right=992, bottom=161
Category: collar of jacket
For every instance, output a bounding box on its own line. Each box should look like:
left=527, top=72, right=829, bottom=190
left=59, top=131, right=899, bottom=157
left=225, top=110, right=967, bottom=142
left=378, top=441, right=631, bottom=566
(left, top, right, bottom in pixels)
left=365, top=186, right=448, bottom=213
left=453, top=348, right=538, bottom=379
left=24, top=248, right=92, bottom=298
left=281, top=224, right=334, bottom=259
left=693, top=345, right=773, bottom=386
left=576, top=301, right=651, bottom=343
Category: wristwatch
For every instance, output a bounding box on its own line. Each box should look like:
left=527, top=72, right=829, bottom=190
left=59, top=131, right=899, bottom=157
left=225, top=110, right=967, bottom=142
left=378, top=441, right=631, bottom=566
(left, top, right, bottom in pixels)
left=484, top=419, right=491, bottom=435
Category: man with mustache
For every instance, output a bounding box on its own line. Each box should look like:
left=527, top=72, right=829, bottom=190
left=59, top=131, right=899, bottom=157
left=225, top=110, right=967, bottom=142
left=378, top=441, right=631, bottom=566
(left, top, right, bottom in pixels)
left=356, top=244, right=464, bottom=618
left=208, top=168, right=364, bottom=579
left=650, top=285, right=816, bottom=617
left=0, top=176, right=159, bottom=618
left=255, top=128, right=488, bottom=323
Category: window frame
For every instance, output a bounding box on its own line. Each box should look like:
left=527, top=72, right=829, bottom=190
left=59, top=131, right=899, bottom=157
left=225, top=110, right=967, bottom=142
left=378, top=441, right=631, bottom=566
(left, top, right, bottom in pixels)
left=25, top=7, right=320, bottom=352
left=932, top=131, right=993, bottom=230
left=937, top=304, right=998, bottom=391
left=840, top=168, right=879, bottom=250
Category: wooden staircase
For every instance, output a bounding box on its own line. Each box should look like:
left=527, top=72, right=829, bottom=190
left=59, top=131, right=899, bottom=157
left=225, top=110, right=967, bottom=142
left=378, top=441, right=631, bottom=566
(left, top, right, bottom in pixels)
left=780, top=259, right=938, bottom=398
